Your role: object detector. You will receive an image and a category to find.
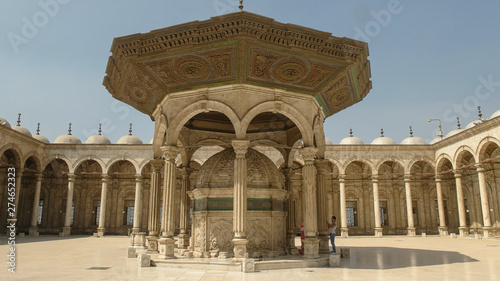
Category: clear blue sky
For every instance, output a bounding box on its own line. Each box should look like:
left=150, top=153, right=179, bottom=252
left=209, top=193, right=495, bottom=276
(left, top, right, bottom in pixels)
left=1, top=0, right=500, bottom=144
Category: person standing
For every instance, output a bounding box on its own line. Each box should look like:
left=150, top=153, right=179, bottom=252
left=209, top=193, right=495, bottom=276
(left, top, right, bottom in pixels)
left=326, top=216, right=337, bottom=254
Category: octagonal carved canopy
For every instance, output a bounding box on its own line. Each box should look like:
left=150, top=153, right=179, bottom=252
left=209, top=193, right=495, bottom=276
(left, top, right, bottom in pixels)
left=103, top=11, right=371, bottom=118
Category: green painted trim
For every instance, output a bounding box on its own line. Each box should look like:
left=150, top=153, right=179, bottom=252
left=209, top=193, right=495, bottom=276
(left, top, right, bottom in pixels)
left=315, top=95, right=330, bottom=116
left=351, top=65, right=361, bottom=101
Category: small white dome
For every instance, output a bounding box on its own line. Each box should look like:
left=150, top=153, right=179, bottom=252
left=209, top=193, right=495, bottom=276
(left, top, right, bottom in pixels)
left=54, top=134, right=82, bottom=144
left=401, top=136, right=426, bottom=145
left=117, top=135, right=143, bottom=145
left=371, top=136, right=395, bottom=145
left=12, top=125, right=32, bottom=137
left=0, top=117, right=11, bottom=128
left=490, top=109, right=500, bottom=119
left=445, top=128, right=463, bottom=138
left=430, top=137, right=443, bottom=144
left=86, top=135, right=111, bottom=145
left=33, top=134, right=50, bottom=144
left=325, top=137, right=333, bottom=145
left=340, top=136, right=364, bottom=145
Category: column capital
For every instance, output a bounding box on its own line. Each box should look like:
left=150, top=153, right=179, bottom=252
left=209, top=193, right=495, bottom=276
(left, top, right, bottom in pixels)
left=135, top=175, right=143, bottom=182
left=231, top=140, right=250, bottom=156
left=475, top=163, right=486, bottom=173
left=338, top=174, right=346, bottom=181
left=67, top=173, right=76, bottom=182
left=314, top=159, right=330, bottom=174
left=101, top=175, right=110, bottom=182
left=404, top=174, right=412, bottom=181
left=150, top=159, right=164, bottom=171
left=36, top=173, right=44, bottom=181
left=453, top=170, right=462, bottom=178
left=435, top=175, right=442, bottom=182
left=161, top=146, right=180, bottom=162
left=372, top=174, right=379, bottom=182
left=300, top=147, right=318, bottom=164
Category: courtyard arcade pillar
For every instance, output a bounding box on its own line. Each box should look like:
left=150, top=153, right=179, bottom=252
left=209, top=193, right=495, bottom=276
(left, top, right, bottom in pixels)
left=96, top=175, right=109, bottom=237
left=339, top=174, right=348, bottom=237
left=158, top=146, right=179, bottom=259
left=232, top=140, right=250, bottom=258
left=435, top=176, right=448, bottom=236
left=301, top=147, right=319, bottom=259
left=454, top=171, right=469, bottom=236
left=13, top=169, right=23, bottom=220
left=61, top=173, right=75, bottom=237
left=283, top=168, right=297, bottom=254
left=146, top=159, right=163, bottom=253
left=315, top=159, right=330, bottom=253
left=131, top=175, right=146, bottom=248
left=29, top=173, right=43, bottom=236
left=404, top=175, right=416, bottom=236
left=476, top=164, right=493, bottom=237
left=372, top=175, right=383, bottom=237
left=178, top=168, right=192, bottom=249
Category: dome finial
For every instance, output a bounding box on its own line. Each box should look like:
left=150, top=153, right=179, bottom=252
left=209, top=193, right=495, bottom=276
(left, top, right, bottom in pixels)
left=380, top=128, right=384, bottom=137
left=68, top=123, right=72, bottom=135
left=98, top=123, right=102, bottom=136
left=477, top=106, right=483, bottom=119
left=409, top=125, right=413, bottom=137
left=349, top=128, right=353, bottom=137
left=239, top=0, right=243, bottom=11
left=129, top=123, right=133, bottom=136
left=456, top=117, right=461, bottom=129
left=36, top=123, right=41, bottom=135
left=17, top=113, right=21, bottom=126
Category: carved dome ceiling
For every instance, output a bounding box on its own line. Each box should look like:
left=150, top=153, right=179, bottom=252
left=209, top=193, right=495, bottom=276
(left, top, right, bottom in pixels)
left=195, top=147, right=283, bottom=189
left=103, top=11, right=371, bottom=118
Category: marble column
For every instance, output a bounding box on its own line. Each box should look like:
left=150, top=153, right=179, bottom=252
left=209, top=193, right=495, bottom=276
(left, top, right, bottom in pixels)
left=475, top=164, right=492, bottom=238
left=158, top=146, right=179, bottom=259
left=232, top=140, right=250, bottom=259
left=404, top=175, right=416, bottom=236
left=339, top=174, right=348, bottom=237
left=178, top=168, right=192, bottom=249
left=61, top=173, right=75, bottom=237
left=13, top=169, right=23, bottom=220
left=315, top=159, right=330, bottom=253
left=435, top=176, right=448, bottom=236
left=96, top=175, right=109, bottom=237
left=300, top=147, right=319, bottom=259
left=284, top=168, right=298, bottom=254
left=147, top=159, right=163, bottom=253
left=29, top=173, right=43, bottom=237
left=131, top=175, right=146, bottom=248
left=372, top=175, right=383, bottom=237
left=454, top=171, right=469, bottom=236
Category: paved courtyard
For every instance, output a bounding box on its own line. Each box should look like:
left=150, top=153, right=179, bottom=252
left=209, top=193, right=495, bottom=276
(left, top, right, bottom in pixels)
left=1, top=234, right=499, bottom=280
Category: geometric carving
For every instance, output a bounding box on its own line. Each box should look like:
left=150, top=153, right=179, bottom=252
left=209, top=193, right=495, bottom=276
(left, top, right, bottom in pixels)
left=174, top=55, right=212, bottom=82
left=209, top=218, right=233, bottom=251
left=271, top=57, right=309, bottom=83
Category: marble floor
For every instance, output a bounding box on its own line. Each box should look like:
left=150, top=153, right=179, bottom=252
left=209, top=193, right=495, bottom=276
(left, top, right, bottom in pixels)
left=1, top=234, right=499, bottom=280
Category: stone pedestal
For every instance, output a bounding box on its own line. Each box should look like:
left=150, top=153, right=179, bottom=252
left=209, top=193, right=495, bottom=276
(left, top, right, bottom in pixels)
left=303, top=238, right=319, bottom=259
left=374, top=227, right=383, bottom=237
left=60, top=226, right=71, bottom=237
left=407, top=227, right=416, bottom=237
left=482, top=227, right=493, bottom=238
left=128, top=247, right=137, bottom=258
left=286, top=234, right=296, bottom=253
left=96, top=227, right=105, bottom=237
left=458, top=227, right=469, bottom=237
left=242, top=258, right=255, bottom=272
left=340, top=248, right=350, bottom=258
left=329, top=253, right=341, bottom=267
left=131, top=232, right=146, bottom=248
left=341, top=227, right=349, bottom=238
left=438, top=227, right=448, bottom=236
left=178, top=233, right=190, bottom=249
left=29, top=226, right=39, bottom=237
left=138, top=254, right=151, bottom=267
left=318, top=235, right=330, bottom=254
left=146, top=236, right=159, bottom=253
left=158, top=238, right=176, bottom=259
left=232, top=238, right=248, bottom=259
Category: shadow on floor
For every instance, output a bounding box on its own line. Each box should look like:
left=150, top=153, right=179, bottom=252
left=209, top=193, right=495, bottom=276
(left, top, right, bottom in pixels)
left=343, top=246, right=478, bottom=270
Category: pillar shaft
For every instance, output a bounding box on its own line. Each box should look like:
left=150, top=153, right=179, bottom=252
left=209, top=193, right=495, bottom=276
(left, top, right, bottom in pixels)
left=435, top=177, right=446, bottom=228
left=148, top=159, right=163, bottom=236
left=30, top=174, right=43, bottom=227
left=301, top=147, right=318, bottom=237
left=315, top=160, right=329, bottom=236
left=476, top=165, right=492, bottom=227
left=339, top=175, right=347, bottom=231
left=372, top=176, right=381, bottom=228
left=284, top=168, right=296, bottom=252
left=13, top=169, right=23, bottom=220
left=232, top=140, right=249, bottom=238
left=161, top=146, right=179, bottom=238
left=98, top=176, right=108, bottom=231
left=454, top=172, right=467, bottom=229
left=132, top=175, right=143, bottom=231
left=404, top=175, right=414, bottom=228
left=64, top=174, right=76, bottom=228
left=179, top=169, right=191, bottom=234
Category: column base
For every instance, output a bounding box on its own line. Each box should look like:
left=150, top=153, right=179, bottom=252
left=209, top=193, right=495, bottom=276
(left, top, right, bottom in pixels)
left=178, top=233, right=190, bottom=249
left=146, top=236, right=159, bottom=253
left=318, top=235, right=330, bottom=254
left=303, top=237, right=319, bottom=259
left=341, top=227, right=349, bottom=238
left=131, top=232, right=147, bottom=248
left=374, top=227, right=383, bottom=237
left=232, top=238, right=249, bottom=259
left=438, top=226, right=449, bottom=236
left=482, top=227, right=493, bottom=238
left=407, top=227, right=416, bottom=236
left=60, top=226, right=71, bottom=237
left=29, top=226, right=39, bottom=237
left=158, top=237, right=176, bottom=259
left=96, top=227, right=105, bottom=237
left=458, top=226, right=469, bottom=237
